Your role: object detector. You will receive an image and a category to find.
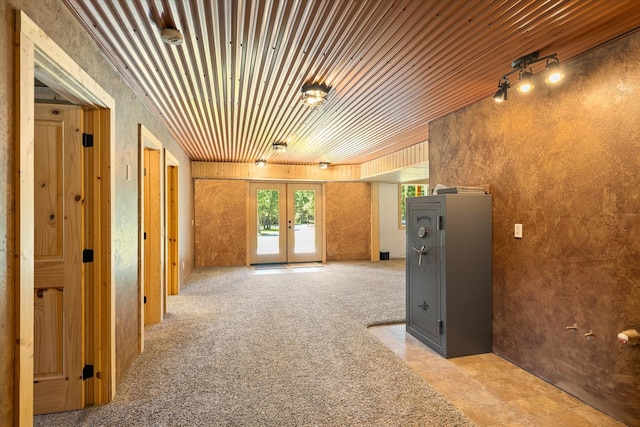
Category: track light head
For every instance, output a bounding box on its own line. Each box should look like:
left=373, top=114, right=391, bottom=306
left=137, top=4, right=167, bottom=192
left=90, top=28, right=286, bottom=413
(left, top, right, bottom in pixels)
left=493, top=79, right=510, bottom=103
left=545, top=58, right=564, bottom=84
left=255, top=160, right=266, bottom=167
left=517, top=69, right=534, bottom=93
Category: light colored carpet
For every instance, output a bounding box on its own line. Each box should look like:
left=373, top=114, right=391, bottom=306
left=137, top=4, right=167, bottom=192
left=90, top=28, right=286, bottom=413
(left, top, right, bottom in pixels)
left=35, top=259, right=475, bottom=426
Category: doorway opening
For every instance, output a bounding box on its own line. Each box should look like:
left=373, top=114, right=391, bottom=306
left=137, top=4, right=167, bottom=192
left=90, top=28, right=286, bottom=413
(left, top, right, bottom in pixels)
left=249, top=183, right=324, bottom=264
left=16, top=10, right=115, bottom=422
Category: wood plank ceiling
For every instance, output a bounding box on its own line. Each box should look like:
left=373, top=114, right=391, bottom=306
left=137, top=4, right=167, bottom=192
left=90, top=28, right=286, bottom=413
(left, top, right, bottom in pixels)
left=63, top=0, right=640, bottom=166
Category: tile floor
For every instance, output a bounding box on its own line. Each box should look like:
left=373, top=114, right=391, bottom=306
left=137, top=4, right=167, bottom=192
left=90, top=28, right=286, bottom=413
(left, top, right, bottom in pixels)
left=369, top=323, right=625, bottom=427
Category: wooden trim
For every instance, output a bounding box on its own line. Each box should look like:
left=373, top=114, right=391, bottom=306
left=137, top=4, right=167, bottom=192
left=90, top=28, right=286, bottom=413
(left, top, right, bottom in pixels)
left=165, top=149, right=179, bottom=167
left=15, top=11, right=116, bottom=424
left=137, top=125, right=145, bottom=352
left=193, top=161, right=360, bottom=181
left=245, top=182, right=251, bottom=266
left=15, top=27, right=36, bottom=427
left=360, top=141, right=428, bottom=180
left=193, top=142, right=427, bottom=183
left=321, top=183, right=327, bottom=263
left=371, top=182, right=380, bottom=261
left=397, top=183, right=406, bottom=231
left=83, top=108, right=114, bottom=405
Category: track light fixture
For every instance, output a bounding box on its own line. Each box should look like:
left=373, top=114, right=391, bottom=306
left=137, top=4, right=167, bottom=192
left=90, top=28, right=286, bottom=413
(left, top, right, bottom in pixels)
left=301, top=82, right=330, bottom=107
left=255, top=160, right=266, bottom=167
left=494, top=51, right=564, bottom=102
left=318, top=162, right=330, bottom=169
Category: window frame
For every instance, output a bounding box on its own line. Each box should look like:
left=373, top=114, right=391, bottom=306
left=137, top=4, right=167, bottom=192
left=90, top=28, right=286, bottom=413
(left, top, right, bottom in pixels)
left=398, top=182, right=429, bottom=229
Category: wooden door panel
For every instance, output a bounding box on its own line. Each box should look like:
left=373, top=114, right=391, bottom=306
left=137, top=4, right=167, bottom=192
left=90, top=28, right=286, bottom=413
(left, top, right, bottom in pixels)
left=34, top=104, right=85, bottom=414
left=166, top=165, right=179, bottom=295
left=34, top=288, right=63, bottom=378
left=144, top=148, right=163, bottom=324
left=34, top=121, right=64, bottom=259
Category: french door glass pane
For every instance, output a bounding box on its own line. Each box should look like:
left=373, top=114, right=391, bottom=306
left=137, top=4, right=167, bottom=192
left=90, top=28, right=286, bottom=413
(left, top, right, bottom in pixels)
left=257, top=189, right=280, bottom=255
left=293, top=190, right=315, bottom=254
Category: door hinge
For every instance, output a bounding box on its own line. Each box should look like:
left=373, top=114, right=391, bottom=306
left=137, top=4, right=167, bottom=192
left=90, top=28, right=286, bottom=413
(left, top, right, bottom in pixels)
left=143, top=167, right=147, bottom=176
left=82, top=364, right=94, bottom=380
left=82, top=249, right=94, bottom=263
left=144, top=232, right=147, bottom=240
left=144, top=296, right=147, bottom=304
left=82, top=133, right=94, bottom=148
left=437, top=216, right=443, bottom=230
left=438, top=320, right=444, bottom=335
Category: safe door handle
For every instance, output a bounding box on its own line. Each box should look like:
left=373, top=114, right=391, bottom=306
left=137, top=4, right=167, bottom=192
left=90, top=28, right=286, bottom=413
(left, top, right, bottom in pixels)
left=411, top=245, right=426, bottom=266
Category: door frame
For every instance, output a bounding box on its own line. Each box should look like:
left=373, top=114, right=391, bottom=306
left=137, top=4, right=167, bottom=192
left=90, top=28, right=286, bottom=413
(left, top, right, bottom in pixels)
left=15, top=10, right=115, bottom=423
left=139, top=125, right=165, bottom=331
left=164, top=149, right=180, bottom=296
left=248, top=182, right=326, bottom=265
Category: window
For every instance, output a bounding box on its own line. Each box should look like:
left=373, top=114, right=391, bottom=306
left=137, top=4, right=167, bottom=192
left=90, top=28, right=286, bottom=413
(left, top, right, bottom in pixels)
left=398, top=183, right=428, bottom=229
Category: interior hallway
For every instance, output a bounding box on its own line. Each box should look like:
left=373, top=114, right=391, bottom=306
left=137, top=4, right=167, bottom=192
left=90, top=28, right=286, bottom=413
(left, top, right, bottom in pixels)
left=370, top=324, right=625, bottom=427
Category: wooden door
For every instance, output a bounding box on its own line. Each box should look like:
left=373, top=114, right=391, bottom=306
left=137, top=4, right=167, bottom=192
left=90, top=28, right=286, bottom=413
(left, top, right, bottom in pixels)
left=166, top=163, right=179, bottom=295
left=144, top=148, right=163, bottom=324
left=33, top=104, right=85, bottom=414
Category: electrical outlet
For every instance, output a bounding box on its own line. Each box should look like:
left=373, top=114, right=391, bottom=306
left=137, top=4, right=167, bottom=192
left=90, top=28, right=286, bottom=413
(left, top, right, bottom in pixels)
left=514, top=224, right=523, bottom=239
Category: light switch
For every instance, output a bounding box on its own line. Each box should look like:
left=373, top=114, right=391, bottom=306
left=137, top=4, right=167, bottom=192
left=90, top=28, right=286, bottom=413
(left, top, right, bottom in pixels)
left=514, top=224, right=523, bottom=239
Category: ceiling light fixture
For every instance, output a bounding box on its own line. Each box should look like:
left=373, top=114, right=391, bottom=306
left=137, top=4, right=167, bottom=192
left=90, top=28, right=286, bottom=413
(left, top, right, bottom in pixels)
left=255, top=160, right=266, bottom=167
left=494, top=51, right=564, bottom=102
left=301, top=82, right=330, bottom=107
left=160, top=28, right=184, bottom=46
left=272, top=141, right=287, bottom=152
left=319, top=162, right=330, bottom=169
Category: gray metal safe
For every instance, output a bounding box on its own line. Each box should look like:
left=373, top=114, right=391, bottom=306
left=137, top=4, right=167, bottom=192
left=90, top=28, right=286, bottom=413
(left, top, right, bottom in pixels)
left=406, top=194, right=492, bottom=358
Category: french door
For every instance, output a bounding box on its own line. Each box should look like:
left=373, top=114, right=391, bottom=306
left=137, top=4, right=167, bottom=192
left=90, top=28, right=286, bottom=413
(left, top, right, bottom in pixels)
left=249, top=182, right=323, bottom=264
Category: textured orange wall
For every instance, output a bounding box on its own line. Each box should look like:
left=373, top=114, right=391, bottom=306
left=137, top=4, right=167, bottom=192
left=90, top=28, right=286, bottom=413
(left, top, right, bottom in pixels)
left=194, top=180, right=247, bottom=266
left=325, top=182, right=371, bottom=261
left=429, top=32, right=640, bottom=425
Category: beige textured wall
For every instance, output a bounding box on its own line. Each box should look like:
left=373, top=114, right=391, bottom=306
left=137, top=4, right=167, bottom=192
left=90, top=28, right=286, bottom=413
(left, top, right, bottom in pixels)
left=0, top=1, right=195, bottom=420
left=326, top=182, right=371, bottom=261
left=429, top=32, right=640, bottom=425
left=194, top=180, right=373, bottom=266
left=194, top=180, right=247, bottom=266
